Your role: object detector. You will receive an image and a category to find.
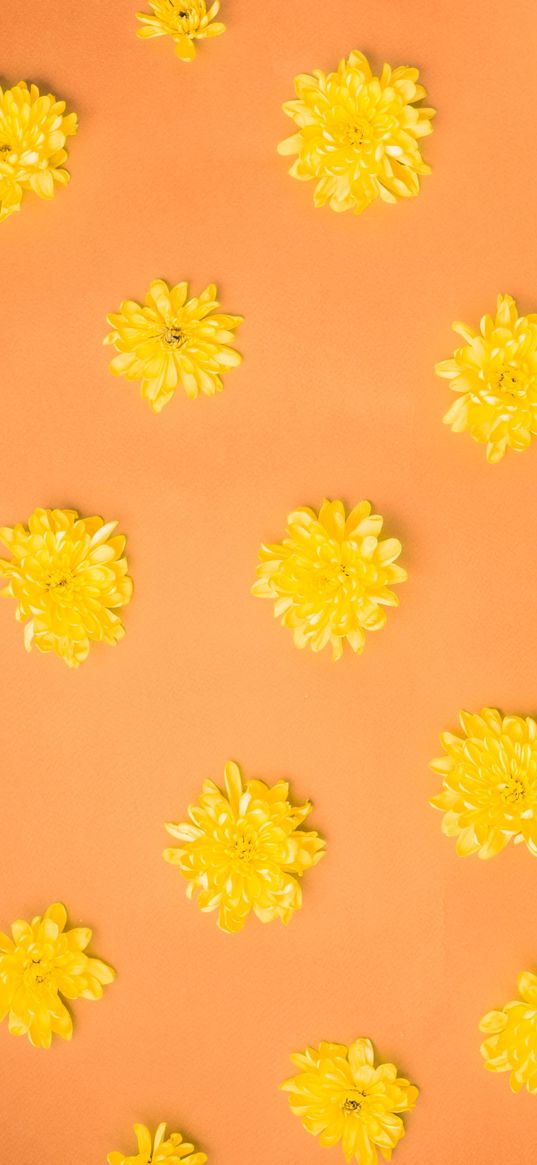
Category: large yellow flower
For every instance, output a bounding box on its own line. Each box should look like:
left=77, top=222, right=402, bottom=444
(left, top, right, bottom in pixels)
left=281, top=1038, right=419, bottom=1164
left=0, top=508, right=133, bottom=668
left=252, top=499, right=406, bottom=660
left=136, top=1, right=225, bottom=61
left=108, top=1122, right=207, bottom=1165
left=0, top=903, right=115, bottom=1048
left=436, top=294, right=537, bottom=462
left=278, top=50, right=434, bottom=215
left=0, top=81, right=77, bottom=223
left=480, top=971, right=537, bottom=1093
left=164, top=760, right=325, bottom=933
left=430, top=708, right=537, bottom=859
left=104, top=279, right=243, bottom=412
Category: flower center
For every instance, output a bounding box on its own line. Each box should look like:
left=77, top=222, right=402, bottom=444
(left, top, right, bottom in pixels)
left=162, top=325, right=188, bottom=350
left=501, top=775, right=526, bottom=804
left=343, top=1091, right=366, bottom=1113
left=0, top=143, right=11, bottom=154
left=496, top=367, right=526, bottom=398
left=230, top=827, right=257, bottom=863
left=45, top=568, right=74, bottom=595
left=25, top=957, right=51, bottom=986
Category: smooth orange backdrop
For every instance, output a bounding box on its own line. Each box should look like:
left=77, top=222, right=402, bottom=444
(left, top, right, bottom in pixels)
left=2, top=2, right=537, bottom=1161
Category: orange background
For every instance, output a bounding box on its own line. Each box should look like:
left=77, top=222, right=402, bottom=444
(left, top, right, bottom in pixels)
left=2, top=1, right=537, bottom=1161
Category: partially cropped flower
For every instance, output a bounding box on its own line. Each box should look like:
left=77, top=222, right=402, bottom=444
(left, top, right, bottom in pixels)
left=164, top=760, right=325, bottom=933
left=0, top=508, right=133, bottom=668
left=136, top=1, right=225, bottom=61
left=430, top=708, right=537, bottom=859
left=104, top=279, right=243, bottom=412
left=0, top=903, right=115, bottom=1048
left=436, top=294, right=537, bottom=462
left=281, top=1038, right=418, bottom=1164
left=278, top=50, right=434, bottom=215
left=480, top=971, right=537, bottom=1093
left=0, top=81, right=77, bottom=222
left=252, top=499, right=406, bottom=660
left=108, top=1122, right=207, bottom=1165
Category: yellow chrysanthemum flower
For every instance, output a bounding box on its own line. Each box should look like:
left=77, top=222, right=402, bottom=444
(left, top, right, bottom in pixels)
left=252, top=499, right=406, bottom=661
left=164, top=760, right=325, bottom=934
left=108, top=1122, right=207, bottom=1165
left=480, top=971, right=537, bottom=1093
left=278, top=50, right=434, bottom=215
left=0, top=81, right=77, bottom=223
left=0, top=508, right=133, bottom=668
left=436, top=294, right=537, bottom=463
left=430, top=708, right=537, bottom=859
left=0, top=903, right=115, bottom=1048
left=281, top=1038, right=419, bottom=1164
left=104, top=279, right=243, bottom=412
left=136, top=0, right=225, bottom=61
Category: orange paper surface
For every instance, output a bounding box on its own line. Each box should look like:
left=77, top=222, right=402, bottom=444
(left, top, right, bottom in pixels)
left=2, top=2, right=537, bottom=1162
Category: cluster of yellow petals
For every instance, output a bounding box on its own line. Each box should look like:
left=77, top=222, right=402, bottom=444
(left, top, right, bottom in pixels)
left=278, top=50, right=434, bottom=215
left=164, top=761, right=325, bottom=933
left=436, top=294, right=537, bottom=462
left=480, top=971, right=537, bottom=1094
left=0, top=508, right=133, bottom=668
left=253, top=499, right=406, bottom=660
left=430, top=708, right=537, bottom=860
left=281, top=1038, right=418, bottom=1164
left=105, top=279, right=243, bottom=412
left=136, top=0, right=225, bottom=61
left=0, top=81, right=77, bottom=222
left=0, top=903, right=115, bottom=1048
left=108, top=1122, right=207, bottom=1165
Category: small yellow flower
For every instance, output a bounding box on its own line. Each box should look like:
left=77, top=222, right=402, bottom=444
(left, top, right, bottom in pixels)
left=164, top=761, right=325, bottom=934
left=436, top=294, right=537, bottom=462
left=108, top=1122, right=207, bottom=1165
left=430, top=708, right=537, bottom=859
left=0, top=903, right=115, bottom=1048
left=0, top=81, right=77, bottom=222
left=252, top=499, right=406, bottom=660
left=278, top=50, right=434, bottom=215
left=136, top=0, right=225, bottom=62
left=281, top=1038, right=419, bottom=1164
left=480, top=971, right=537, bottom=1093
left=0, top=508, right=133, bottom=668
left=104, top=279, right=243, bottom=412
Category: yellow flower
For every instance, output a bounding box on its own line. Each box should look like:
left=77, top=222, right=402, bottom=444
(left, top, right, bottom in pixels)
left=252, top=499, right=406, bottom=661
left=104, top=279, right=243, bottom=412
left=108, top=1122, right=207, bottom=1165
left=0, top=903, right=115, bottom=1048
left=277, top=50, right=434, bottom=215
left=281, top=1038, right=419, bottom=1164
left=0, top=81, right=77, bottom=223
left=0, top=507, right=133, bottom=668
left=136, top=0, right=225, bottom=61
left=436, top=294, right=537, bottom=462
left=480, top=971, right=537, bottom=1093
left=164, top=760, right=325, bottom=934
left=430, top=708, right=537, bottom=859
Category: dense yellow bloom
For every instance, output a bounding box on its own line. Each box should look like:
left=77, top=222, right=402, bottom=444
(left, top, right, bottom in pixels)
left=136, top=0, right=225, bottom=61
left=0, top=81, right=77, bottom=222
left=282, top=1038, right=418, bottom=1164
left=436, top=294, right=537, bottom=462
left=0, top=508, right=133, bottom=668
left=0, top=903, right=115, bottom=1048
left=480, top=971, right=537, bottom=1093
left=430, top=708, right=537, bottom=859
left=108, top=1122, right=207, bottom=1165
left=164, top=760, right=325, bottom=933
left=252, top=499, right=406, bottom=660
left=105, top=279, right=243, bottom=412
left=278, top=50, right=434, bottom=215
